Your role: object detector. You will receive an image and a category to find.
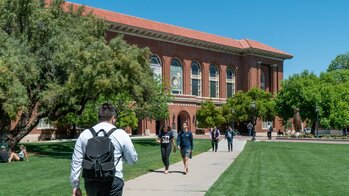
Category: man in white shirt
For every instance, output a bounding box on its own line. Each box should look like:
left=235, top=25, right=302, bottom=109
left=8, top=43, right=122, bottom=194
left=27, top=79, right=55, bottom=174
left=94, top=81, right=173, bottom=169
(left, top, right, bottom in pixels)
left=70, top=103, right=138, bottom=196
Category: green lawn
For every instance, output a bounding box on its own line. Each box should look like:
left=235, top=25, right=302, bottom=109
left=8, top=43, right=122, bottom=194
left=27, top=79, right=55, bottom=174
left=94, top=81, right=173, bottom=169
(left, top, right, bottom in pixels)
left=0, top=138, right=210, bottom=196
left=206, top=141, right=349, bottom=196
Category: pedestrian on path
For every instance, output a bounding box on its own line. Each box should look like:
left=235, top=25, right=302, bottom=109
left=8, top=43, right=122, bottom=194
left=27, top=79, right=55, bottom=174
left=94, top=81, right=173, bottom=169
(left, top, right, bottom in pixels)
left=156, top=123, right=177, bottom=174
left=225, top=126, right=236, bottom=152
left=177, top=122, right=193, bottom=175
left=210, top=127, right=220, bottom=152
left=247, top=122, right=253, bottom=136
left=70, top=103, right=138, bottom=196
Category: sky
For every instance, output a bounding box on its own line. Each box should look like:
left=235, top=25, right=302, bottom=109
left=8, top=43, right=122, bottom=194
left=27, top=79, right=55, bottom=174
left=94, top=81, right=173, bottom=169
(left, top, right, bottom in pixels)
left=68, top=0, right=349, bottom=79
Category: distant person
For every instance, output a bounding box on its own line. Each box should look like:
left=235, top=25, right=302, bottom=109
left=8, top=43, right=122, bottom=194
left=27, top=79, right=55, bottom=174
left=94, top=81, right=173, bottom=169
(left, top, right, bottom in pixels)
left=267, top=123, right=273, bottom=140
left=8, top=145, right=28, bottom=162
left=0, top=146, right=9, bottom=163
left=177, top=122, right=193, bottom=175
left=156, top=123, right=177, bottom=174
left=247, top=122, right=253, bottom=136
left=225, top=127, right=236, bottom=152
left=70, top=103, right=138, bottom=196
left=210, top=127, right=220, bottom=152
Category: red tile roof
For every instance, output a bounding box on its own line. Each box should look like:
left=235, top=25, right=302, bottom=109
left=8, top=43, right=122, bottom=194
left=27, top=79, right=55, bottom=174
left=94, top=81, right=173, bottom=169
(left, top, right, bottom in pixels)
left=65, top=1, right=292, bottom=58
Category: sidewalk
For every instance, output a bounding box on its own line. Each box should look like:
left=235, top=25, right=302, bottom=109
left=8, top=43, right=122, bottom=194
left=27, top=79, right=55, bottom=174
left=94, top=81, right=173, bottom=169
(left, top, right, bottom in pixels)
left=123, top=138, right=247, bottom=196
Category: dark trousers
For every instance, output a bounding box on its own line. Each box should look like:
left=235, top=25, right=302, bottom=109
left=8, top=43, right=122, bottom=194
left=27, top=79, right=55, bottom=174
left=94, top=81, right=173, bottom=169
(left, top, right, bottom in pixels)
left=267, top=131, right=272, bottom=139
left=161, top=144, right=172, bottom=170
left=211, top=139, right=218, bottom=152
left=227, top=139, right=233, bottom=151
left=85, top=176, right=124, bottom=196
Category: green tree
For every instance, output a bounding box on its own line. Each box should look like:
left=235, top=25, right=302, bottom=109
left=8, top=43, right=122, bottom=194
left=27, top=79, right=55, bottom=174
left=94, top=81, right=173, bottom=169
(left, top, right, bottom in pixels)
left=196, top=100, right=225, bottom=129
left=327, top=52, right=349, bottom=72
left=0, top=0, right=162, bottom=149
left=275, top=71, right=320, bottom=133
left=222, top=88, right=275, bottom=131
left=318, top=70, right=349, bottom=129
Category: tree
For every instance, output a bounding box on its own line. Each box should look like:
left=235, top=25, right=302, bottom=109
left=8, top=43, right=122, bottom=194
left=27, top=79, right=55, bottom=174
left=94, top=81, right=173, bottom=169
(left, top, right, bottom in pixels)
left=0, top=0, right=162, bottom=149
left=318, top=70, right=349, bottom=129
left=327, top=52, right=349, bottom=72
left=275, top=71, right=320, bottom=133
left=196, top=100, right=225, bottom=129
left=222, top=88, right=275, bottom=132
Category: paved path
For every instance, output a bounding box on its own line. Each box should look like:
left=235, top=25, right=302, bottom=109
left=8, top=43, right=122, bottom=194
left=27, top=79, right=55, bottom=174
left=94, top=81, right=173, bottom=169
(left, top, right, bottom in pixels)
left=123, top=138, right=247, bottom=196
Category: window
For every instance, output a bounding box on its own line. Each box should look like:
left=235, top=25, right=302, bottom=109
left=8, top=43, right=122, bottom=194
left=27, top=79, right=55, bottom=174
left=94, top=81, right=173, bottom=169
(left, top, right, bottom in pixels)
left=209, top=64, right=219, bottom=98
left=260, top=71, right=266, bottom=90
left=150, top=55, right=162, bottom=81
left=37, top=118, right=54, bottom=129
left=226, top=66, right=236, bottom=98
left=191, top=62, right=201, bottom=96
left=170, top=59, right=183, bottom=94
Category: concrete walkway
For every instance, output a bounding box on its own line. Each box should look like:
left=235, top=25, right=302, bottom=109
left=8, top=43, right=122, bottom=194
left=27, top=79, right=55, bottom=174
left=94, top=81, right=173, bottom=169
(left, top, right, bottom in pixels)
left=123, top=138, right=247, bottom=196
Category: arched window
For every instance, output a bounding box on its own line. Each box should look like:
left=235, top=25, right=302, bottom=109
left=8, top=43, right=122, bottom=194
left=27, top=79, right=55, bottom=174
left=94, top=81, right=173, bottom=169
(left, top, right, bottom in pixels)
left=170, top=59, right=183, bottom=94
left=150, top=55, right=162, bottom=81
left=260, top=71, right=266, bottom=90
left=209, top=64, right=219, bottom=98
left=226, top=66, right=235, bottom=98
left=191, top=62, right=201, bottom=96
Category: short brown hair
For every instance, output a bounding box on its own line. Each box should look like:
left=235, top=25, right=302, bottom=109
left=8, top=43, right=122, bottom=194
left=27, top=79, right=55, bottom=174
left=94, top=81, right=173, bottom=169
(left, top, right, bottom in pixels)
left=98, top=103, right=117, bottom=122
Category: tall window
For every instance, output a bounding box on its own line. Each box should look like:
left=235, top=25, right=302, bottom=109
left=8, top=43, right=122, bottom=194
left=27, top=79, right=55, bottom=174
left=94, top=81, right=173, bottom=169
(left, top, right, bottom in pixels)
left=170, top=59, right=183, bottom=94
left=37, top=118, right=54, bottom=129
left=209, top=64, right=219, bottom=98
left=260, top=71, right=266, bottom=90
left=150, top=55, right=162, bottom=81
left=226, top=66, right=235, bottom=98
left=191, top=62, right=201, bottom=96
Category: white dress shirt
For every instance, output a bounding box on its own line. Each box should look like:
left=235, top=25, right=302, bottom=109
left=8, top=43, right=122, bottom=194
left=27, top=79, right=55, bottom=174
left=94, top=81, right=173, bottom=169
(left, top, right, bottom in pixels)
left=70, top=122, right=138, bottom=188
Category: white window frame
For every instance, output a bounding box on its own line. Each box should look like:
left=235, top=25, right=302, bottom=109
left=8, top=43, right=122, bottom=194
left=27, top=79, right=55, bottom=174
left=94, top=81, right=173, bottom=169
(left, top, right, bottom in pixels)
left=209, top=64, right=219, bottom=98
left=260, top=71, right=266, bottom=90
left=226, top=66, right=236, bottom=97
left=150, top=55, right=162, bottom=82
left=37, top=118, right=55, bottom=129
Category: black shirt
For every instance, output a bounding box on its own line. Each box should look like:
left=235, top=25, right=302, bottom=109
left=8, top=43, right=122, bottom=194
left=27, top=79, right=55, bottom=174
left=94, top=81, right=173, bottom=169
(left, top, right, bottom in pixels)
left=0, top=151, right=8, bottom=163
left=158, top=130, right=174, bottom=145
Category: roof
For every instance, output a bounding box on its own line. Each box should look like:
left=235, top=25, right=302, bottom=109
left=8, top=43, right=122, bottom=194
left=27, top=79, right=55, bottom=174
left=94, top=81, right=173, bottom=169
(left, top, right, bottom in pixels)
left=64, top=1, right=293, bottom=59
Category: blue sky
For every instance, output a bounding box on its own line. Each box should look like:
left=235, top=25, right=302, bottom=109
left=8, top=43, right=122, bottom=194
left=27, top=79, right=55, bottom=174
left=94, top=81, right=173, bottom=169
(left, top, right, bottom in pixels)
left=69, top=0, right=349, bottom=79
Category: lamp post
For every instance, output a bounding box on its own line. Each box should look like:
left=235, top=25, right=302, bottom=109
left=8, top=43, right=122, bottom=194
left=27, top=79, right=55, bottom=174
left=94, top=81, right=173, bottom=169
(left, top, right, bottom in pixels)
left=231, top=109, right=235, bottom=131
left=315, top=105, right=319, bottom=138
left=251, top=101, right=256, bottom=141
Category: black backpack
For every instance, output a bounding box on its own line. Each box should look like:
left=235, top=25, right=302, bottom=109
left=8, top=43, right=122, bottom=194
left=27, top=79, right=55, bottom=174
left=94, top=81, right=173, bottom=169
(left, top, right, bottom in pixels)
left=82, top=127, right=121, bottom=182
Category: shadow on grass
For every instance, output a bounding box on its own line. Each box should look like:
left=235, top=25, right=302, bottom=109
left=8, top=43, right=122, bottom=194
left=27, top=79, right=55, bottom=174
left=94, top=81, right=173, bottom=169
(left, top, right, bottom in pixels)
left=148, top=169, right=186, bottom=175
left=132, top=139, right=158, bottom=147
left=24, top=142, right=75, bottom=160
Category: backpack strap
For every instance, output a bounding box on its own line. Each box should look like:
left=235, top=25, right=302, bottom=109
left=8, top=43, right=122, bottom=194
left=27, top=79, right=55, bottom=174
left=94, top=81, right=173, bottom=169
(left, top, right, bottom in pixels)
left=89, top=128, right=97, bottom=137
left=106, top=128, right=117, bottom=137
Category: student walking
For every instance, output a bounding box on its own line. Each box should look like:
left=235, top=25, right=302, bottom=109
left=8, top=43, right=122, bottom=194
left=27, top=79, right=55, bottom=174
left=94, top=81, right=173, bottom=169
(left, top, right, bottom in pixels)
left=225, top=126, right=236, bottom=152
left=156, top=124, right=176, bottom=174
left=177, top=122, right=193, bottom=175
left=210, top=127, right=220, bottom=152
left=247, top=122, right=253, bottom=136
left=70, top=103, right=138, bottom=196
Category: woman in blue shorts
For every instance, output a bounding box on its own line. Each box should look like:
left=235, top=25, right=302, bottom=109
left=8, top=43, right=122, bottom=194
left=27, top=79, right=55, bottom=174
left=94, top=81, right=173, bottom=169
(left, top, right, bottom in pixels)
left=177, top=122, right=193, bottom=175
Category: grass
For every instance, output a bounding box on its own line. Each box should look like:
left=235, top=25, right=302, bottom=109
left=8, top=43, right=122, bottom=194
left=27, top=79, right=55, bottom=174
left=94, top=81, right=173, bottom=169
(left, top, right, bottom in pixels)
left=0, top=138, right=210, bottom=196
left=206, top=141, right=349, bottom=196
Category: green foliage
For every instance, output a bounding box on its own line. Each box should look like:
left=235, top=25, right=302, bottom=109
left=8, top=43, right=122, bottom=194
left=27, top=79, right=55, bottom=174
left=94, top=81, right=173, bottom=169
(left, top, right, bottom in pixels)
left=196, top=100, right=225, bottom=128
left=0, top=0, right=166, bottom=148
left=327, top=51, right=349, bottom=71
left=275, top=71, right=320, bottom=129
left=222, top=88, right=275, bottom=127
left=276, top=69, right=349, bottom=130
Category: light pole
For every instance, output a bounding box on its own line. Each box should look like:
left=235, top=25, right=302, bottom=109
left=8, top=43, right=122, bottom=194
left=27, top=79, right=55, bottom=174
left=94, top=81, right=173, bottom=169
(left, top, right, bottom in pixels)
left=251, top=101, right=256, bottom=141
left=315, top=105, right=319, bottom=138
left=232, top=109, right=235, bottom=131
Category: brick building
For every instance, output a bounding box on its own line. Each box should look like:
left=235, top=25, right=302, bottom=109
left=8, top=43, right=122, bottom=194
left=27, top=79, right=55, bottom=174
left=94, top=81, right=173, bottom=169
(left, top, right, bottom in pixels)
left=23, top=3, right=293, bottom=141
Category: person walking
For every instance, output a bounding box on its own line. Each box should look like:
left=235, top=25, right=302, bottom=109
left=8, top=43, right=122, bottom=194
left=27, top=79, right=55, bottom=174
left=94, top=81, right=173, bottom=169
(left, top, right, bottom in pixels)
left=210, top=127, right=220, bottom=152
left=267, top=122, right=273, bottom=140
left=247, top=122, right=253, bottom=136
left=156, top=123, right=177, bottom=174
left=225, top=126, right=236, bottom=152
left=177, top=122, right=193, bottom=175
left=70, top=103, right=138, bottom=196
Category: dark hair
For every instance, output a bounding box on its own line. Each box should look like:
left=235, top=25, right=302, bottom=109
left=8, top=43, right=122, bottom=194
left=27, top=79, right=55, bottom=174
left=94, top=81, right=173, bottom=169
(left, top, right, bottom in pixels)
left=98, top=103, right=117, bottom=122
